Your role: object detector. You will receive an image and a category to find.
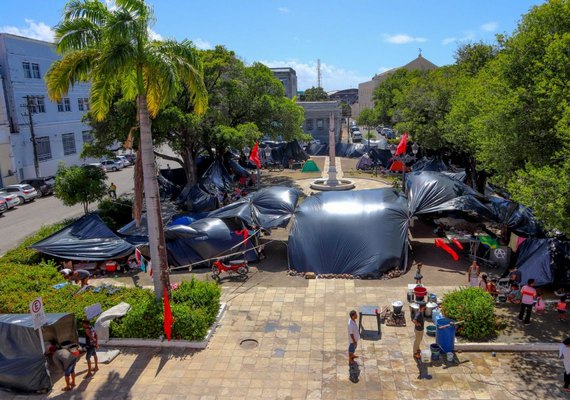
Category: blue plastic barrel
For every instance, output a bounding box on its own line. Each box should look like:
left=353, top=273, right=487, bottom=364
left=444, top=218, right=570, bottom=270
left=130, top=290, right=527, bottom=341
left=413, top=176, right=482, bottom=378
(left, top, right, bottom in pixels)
left=436, top=318, right=456, bottom=353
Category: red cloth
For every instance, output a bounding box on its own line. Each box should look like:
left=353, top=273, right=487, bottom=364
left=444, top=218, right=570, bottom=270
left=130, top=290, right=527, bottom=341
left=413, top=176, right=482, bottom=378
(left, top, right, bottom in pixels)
left=135, top=248, right=141, bottom=266
left=163, top=287, right=174, bottom=341
left=388, top=160, right=410, bottom=172
left=435, top=238, right=459, bottom=261
left=395, top=132, right=408, bottom=156
left=452, top=238, right=464, bottom=250
left=234, top=229, right=249, bottom=243
left=249, top=142, right=262, bottom=169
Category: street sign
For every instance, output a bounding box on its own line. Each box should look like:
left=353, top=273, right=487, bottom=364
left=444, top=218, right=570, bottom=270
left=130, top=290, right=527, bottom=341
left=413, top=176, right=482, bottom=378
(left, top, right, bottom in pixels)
left=29, top=297, right=46, bottom=330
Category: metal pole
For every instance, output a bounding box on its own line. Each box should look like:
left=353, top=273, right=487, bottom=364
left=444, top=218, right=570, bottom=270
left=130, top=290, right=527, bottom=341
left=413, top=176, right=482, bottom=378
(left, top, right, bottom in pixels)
left=402, top=156, right=406, bottom=193
left=24, top=96, right=41, bottom=178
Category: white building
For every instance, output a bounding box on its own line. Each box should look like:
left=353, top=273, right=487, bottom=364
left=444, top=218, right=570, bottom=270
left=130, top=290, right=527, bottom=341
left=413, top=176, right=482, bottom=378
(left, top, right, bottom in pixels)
left=0, top=33, right=93, bottom=182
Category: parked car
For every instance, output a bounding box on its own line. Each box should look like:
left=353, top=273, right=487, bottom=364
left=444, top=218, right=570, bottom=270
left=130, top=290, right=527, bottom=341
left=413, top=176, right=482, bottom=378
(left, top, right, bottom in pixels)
left=20, top=176, right=55, bottom=198
left=124, top=154, right=136, bottom=164
left=350, top=125, right=360, bottom=134
left=0, top=193, right=20, bottom=209
left=87, top=162, right=106, bottom=172
left=115, top=156, right=131, bottom=167
left=100, top=160, right=124, bottom=172
left=0, top=184, right=38, bottom=204
left=381, top=128, right=396, bottom=139
left=0, top=198, right=7, bottom=214
left=352, top=130, right=362, bottom=143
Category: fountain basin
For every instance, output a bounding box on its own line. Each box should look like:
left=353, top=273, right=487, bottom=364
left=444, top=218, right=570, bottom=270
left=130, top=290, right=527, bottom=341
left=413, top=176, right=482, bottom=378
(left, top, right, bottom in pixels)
left=310, top=179, right=355, bottom=191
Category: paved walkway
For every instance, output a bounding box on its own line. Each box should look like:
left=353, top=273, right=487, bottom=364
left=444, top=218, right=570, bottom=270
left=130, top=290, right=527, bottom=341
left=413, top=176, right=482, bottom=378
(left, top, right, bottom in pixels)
left=7, top=281, right=566, bottom=400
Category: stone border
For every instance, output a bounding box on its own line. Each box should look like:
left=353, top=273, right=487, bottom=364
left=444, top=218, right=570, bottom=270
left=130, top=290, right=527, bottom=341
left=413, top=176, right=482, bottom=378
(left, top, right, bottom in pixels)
left=100, top=303, right=227, bottom=349
left=456, top=342, right=559, bottom=352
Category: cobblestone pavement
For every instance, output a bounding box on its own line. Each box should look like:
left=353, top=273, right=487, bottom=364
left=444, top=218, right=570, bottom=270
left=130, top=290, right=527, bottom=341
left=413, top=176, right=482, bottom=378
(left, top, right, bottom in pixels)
left=4, top=281, right=566, bottom=400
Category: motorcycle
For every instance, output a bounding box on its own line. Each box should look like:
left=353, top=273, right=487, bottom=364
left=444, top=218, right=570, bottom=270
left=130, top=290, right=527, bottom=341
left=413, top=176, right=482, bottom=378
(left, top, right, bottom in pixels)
left=211, top=258, right=249, bottom=281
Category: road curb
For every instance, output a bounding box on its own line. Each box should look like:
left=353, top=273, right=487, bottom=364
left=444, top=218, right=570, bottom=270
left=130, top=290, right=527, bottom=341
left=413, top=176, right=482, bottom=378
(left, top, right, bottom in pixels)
left=456, top=342, right=559, bottom=352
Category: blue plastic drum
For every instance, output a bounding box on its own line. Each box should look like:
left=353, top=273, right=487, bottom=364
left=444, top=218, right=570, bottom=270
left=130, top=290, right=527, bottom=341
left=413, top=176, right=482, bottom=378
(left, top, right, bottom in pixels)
left=436, top=317, right=456, bottom=353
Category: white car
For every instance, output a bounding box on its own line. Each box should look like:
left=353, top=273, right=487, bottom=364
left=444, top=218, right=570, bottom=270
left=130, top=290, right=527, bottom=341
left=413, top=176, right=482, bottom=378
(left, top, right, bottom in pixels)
left=351, top=130, right=362, bottom=143
left=0, top=193, right=20, bottom=209
left=100, top=160, right=124, bottom=172
left=115, top=155, right=131, bottom=167
left=0, top=184, right=38, bottom=204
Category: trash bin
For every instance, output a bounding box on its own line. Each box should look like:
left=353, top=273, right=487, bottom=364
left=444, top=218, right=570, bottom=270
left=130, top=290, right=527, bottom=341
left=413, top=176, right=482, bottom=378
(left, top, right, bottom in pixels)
left=436, top=318, right=455, bottom=353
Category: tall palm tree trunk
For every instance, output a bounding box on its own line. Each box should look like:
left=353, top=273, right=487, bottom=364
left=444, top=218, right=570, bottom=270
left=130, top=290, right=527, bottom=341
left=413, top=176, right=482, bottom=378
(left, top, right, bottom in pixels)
left=138, top=95, right=170, bottom=300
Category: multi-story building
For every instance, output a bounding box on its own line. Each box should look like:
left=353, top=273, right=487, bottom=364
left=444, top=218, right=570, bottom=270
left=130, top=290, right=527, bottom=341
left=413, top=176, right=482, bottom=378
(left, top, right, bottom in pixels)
left=0, top=73, right=14, bottom=186
left=0, top=33, right=93, bottom=181
left=355, top=54, right=437, bottom=118
left=270, top=67, right=298, bottom=99
left=297, top=101, right=341, bottom=144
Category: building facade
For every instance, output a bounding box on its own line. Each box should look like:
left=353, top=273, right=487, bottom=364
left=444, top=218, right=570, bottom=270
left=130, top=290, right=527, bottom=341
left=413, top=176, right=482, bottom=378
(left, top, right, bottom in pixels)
left=270, top=67, right=298, bottom=99
left=0, top=34, right=93, bottom=181
left=355, top=54, right=438, bottom=118
left=297, top=101, right=341, bottom=144
left=328, top=88, right=358, bottom=106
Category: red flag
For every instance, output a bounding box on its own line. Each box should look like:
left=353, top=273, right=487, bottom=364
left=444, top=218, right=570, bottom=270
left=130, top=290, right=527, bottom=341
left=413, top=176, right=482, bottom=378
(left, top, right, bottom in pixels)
left=135, top=248, right=141, bottom=266
left=249, top=142, right=262, bottom=169
left=163, top=287, right=174, bottom=341
left=395, top=132, right=408, bottom=156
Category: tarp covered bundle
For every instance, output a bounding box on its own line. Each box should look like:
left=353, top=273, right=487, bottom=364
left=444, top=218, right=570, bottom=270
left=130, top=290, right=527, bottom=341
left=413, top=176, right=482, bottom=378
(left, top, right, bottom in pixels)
left=485, top=196, right=543, bottom=238
left=262, top=140, right=309, bottom=167
left=515, top=238, right=570, bottom=286
left=411, top=157, right=448, bottom=172
left=0, top=313, right=78, bottom=392
left=209, top=186, right=301, bottom=230
left=368, top=148, right=392, bottom=167
left=31, top=214, right=134, bottom=260
left=288, top=188, right=410, bottom=276
left=356, top=153, right=374, bottom=170
left=176, top=184, right=218, bottom=213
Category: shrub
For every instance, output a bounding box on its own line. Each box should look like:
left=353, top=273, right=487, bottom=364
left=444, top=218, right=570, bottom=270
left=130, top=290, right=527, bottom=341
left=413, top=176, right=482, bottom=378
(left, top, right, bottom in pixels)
left=171, top=304, right=211, bottom=341
left=441, top=287, right=497, bottom=340
left=97, top=197, right=133, bottom=231
left=172, top=277, right=221, bottom=318
left=110, top=294, right=164, bottom=339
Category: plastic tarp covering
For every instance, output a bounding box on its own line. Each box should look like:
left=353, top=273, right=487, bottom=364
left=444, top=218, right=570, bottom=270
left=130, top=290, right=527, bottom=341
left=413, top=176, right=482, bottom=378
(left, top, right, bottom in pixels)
left=334, top=143, right=368, bottom=158
left=227, top=159, right=251, bottom=177
left=157, top=174, right=182, bottom=201
left=411, top=157, right=448, bottom=172
left=177, top=184, right=218, bottom=212
left=288, top=188, right=410, bottom=276
left=515, top=239, right=553, bottom=286
left=200, top=159, right=234, bottom=194
left=406, top=171, right=494, bottom=219
left=356, top=153, right=374, bottom=170
left=485, top=196, right=543, bottom=238
left=208, top=186, right=301, bottom=229
left=31, top=214, right=134, bottom=260
left=265, top=140, right=309, bottom=167
left=117, top=203, right=181, bottom=245
left=368, top=148, right=393, bottom=167
left=164, top=218, right=258, bottom=267
left=0, top=313, right=77, bottom=392
left=441, top=171, right=467, bottom=182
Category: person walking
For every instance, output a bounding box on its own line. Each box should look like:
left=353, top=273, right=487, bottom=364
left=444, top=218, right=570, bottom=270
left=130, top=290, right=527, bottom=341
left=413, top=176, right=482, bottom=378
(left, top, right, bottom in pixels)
left=560, top=338, right=570, bottom=392
left=467, top=260, right=480, bottom=287
left=108, top=182, right=117, bottom=199
left=348, top=310, right=360, bottom=365
left=82, top=319, right=99, bottom=378
left=413, top=302, right=427, bottom=359
left=518, top=279, right=537, bottom=325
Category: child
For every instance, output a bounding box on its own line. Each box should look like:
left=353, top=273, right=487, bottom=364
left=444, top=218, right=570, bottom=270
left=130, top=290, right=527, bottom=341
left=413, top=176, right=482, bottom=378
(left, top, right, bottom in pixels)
left=557, top=295, right=567, bottom=322
left=82, top=319, right=99, bottom=378
left=414, top=263, right=423, bottom=285
left=535, top=291, right=545, bottom=314
left=507, top=283, right=521, bottom=304
left=487, top=278, right=499, bottom=299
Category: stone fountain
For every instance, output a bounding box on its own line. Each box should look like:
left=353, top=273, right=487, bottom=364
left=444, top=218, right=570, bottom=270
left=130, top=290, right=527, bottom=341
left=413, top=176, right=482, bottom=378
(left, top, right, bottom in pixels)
left=310, top=113, right=355, bottom=191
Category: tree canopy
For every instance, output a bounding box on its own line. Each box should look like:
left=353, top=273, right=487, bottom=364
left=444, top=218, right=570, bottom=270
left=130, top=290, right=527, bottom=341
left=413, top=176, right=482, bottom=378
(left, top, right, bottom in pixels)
left=301, top=86, right=329, bottom=101
left=54, top=164, right=107, bottom=214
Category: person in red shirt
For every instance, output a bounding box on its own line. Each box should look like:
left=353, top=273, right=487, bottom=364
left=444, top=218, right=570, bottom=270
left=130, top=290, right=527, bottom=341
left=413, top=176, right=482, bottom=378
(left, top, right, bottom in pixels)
left=557, top=295, right=568, bottom=322
left=518, top=279, right=537, bottom=325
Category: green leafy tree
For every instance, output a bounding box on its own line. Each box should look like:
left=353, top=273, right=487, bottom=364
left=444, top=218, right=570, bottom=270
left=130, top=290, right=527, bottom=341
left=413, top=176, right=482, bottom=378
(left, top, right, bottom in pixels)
left=302, top=86, right=329, bottom=101
left=46, top=0, right=207, bottom=300
left=356, top=108, right=378, bottom=147
left=54, top=165, right=107, bottom=214
left=372, top=69, right=422, bottom=126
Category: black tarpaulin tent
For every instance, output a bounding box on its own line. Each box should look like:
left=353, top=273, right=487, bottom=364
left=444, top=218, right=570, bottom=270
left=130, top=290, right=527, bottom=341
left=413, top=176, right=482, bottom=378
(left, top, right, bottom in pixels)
left=515, top=239, right=570, bottom=286
left=411, top=157, right=448, bottom=172
left=0, top=313, right=77, bottom=392
left=31, top=214, right=134, bottom=260
left=288, top=188, right=410, bottom=276
left=485, top=196, right=543, bottom=238
left=176, top=184, right=218, bottom=213
left=264, top=140, right=309, bottom=167
left=208, top=186, right=301, bottom=230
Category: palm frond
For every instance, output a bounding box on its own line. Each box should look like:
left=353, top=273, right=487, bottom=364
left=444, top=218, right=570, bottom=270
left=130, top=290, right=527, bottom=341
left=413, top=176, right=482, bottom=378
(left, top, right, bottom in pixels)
left=89, top=71, right=120, bottom=121
left=62, top=0, right=110, bottom=25
left=104, top=7, right=147, bottom=47
left=45, top=49, right=98, bottom=100
left=54, top=18, right=102, bottom=53
left=142, top=47, right=181, bottom=116
left=115, top=0, right=153, bottom=22
left=120, top=69, right=139, bottom=101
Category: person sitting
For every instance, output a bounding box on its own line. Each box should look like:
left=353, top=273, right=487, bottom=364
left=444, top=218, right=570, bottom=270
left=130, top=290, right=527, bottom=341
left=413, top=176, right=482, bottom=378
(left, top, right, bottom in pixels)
left=507, top=283, right=521, bottom=304
left=487, top=278, right=499, bottom=299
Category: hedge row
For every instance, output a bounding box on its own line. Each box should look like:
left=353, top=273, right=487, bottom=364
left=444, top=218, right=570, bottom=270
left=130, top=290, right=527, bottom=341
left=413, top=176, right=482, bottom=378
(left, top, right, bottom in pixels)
left=0, top=220, right=221, bottom=341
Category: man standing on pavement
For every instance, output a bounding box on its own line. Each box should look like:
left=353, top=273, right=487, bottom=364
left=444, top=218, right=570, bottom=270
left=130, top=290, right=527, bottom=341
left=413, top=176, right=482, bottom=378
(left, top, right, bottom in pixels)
left=413, top=302, right=427, bottom=359
left=518, top=278, right=537, bottom=325
left=560, top=338, right=570, bottom=392
left=348, top=310, right=360, bottom=365
left=82, top=319, right=99, bottom=378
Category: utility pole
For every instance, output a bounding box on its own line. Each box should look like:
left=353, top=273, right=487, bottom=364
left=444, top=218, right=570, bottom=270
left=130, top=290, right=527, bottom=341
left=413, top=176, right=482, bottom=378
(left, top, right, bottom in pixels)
left=22, top=95, right=41, bottom=178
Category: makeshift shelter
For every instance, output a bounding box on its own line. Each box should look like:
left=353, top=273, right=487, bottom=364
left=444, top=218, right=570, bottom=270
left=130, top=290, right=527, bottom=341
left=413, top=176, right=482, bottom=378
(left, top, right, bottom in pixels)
left=388, top=160, right=411, bottom=173
left=368, top=148, right=392, bottom=167
left=411, top=157, right=448, bottom=172
left=356, top=153, right=374, bottom=170
left=199, top=159, right=234, bottom=194
left=31, top=214, right=134, bottom=260
left=176, top=184, right=218, bottom=212
left=208, top=186, right=301, bottom=230
left=515, top=239, right=570, bottom=287
left=266, top=140, right=309, bottom=167
left=301, top=159, right=319, bottom=172
left=288, top=188, right=410, bottom=276
left=485, top=196, right=543, bottom=238
left=0, top=313, right=77, bottom=392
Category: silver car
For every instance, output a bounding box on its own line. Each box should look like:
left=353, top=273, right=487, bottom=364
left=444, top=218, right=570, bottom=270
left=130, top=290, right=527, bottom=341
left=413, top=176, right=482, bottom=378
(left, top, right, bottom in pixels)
left=0, top=193, right=20, bottom=209
left=100, top=160, right=124, bottom=172
left=0, top=184, right=38, bottom=204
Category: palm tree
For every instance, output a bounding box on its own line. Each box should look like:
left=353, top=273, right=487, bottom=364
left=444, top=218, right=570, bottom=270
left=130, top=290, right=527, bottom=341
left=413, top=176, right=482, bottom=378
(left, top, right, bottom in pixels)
left=46, top=0, right=207, bottom=300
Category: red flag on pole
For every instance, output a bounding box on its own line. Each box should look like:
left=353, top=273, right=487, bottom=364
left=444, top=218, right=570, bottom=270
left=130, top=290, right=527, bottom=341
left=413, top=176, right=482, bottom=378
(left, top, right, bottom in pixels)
left=163, top=287, right=174, bottom=341
left=249, top=142, right=262, bottom=169
left=395, top=132, right=408, bottom=156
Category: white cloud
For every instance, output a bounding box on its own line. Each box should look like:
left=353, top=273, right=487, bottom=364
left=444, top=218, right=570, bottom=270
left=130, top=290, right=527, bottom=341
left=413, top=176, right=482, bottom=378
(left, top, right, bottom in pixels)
left=148, top=28, right=162, bottom=41
left=193, top=38, right=212, bottom=50
left=480, top=22, right=498, bottom=32
left=259, top=59, right=370, bottom=91
left=0, top=19, right=54, bottom=42
left=442, top=31, right=476, bottom=46
left=383, top=34, right=427, bottom=44
left=377, top=66, right=392, bottom=74
left=442, top=37, right=456, bottom=45
left=277, top=7, right=289, bottom=13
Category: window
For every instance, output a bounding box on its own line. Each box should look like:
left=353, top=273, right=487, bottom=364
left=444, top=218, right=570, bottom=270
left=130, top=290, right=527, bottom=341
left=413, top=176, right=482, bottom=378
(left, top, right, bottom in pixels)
left=36, top=136, right=52, bottom=161
left=78, top=98, right=90, bottom=111
left=306, top=119, right=313, bottom=130
left=317, top=119, right=324, bottom=130
left=57, top=98, right=71, bottom=112
left=22, top=62, right=40, bottom=78
left=22, top=62, right=31, bottom=78
left=82, top=130, right=93, bottom=145
left=62, top=133, right=76, bottom=155
left=29, top=96, right=46, bottom=114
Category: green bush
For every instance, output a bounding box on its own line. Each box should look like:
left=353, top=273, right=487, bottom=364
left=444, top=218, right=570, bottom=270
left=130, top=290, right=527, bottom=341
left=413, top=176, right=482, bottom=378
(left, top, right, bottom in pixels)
left=97, top=197, right=133, bottom=231
left=110, top=294, right=164, bottom=339
left=441, top=287, right=497, bottom=340
left=172, top=277, right=221, bottom=318
left=171, top=304, right=211, bottom=341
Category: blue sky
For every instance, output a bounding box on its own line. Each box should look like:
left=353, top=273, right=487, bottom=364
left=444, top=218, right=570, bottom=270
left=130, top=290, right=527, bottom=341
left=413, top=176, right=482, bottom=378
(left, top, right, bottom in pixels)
left=0, top=0, right=544, bottom=91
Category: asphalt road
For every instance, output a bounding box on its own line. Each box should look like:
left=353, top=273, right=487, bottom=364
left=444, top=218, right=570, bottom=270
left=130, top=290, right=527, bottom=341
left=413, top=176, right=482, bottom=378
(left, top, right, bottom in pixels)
left=0, top=167, right=135, bottom=255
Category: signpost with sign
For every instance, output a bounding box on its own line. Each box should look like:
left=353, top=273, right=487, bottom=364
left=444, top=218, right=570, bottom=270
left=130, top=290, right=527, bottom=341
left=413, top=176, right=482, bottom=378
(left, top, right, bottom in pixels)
left=29, top=297, right=47, bottom=354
